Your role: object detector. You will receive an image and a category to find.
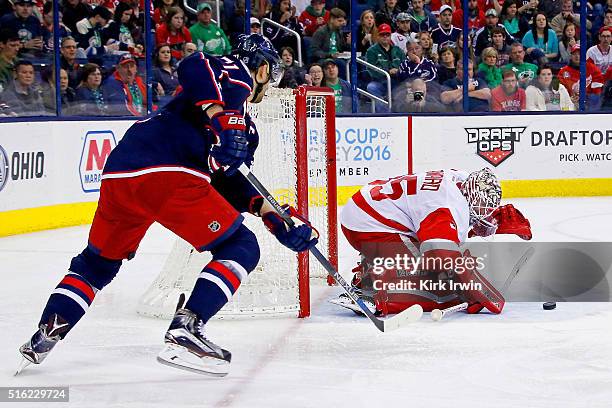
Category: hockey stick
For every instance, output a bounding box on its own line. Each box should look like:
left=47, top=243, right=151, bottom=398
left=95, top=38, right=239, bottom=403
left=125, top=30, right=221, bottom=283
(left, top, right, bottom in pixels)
left=501, top=246, right=535, bottom=293
left=430, top=246, right=535, bottom=321
left=238, top=164, right=423, bottom=332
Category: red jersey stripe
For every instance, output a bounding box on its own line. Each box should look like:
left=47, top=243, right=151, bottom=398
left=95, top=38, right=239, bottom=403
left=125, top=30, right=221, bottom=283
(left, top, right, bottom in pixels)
left=61, top=276, right=96, bottom=303
left=208, top=261, right=241, bottom=291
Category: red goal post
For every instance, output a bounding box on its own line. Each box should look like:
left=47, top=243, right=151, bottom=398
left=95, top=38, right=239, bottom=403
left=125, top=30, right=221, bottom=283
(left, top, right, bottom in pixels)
left=295, top=86, right=338, bottom=317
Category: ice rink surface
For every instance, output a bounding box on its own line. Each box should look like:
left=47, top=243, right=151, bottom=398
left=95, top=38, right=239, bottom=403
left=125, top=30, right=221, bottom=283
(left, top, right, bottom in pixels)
left=1, top=197, right=612, bottom=408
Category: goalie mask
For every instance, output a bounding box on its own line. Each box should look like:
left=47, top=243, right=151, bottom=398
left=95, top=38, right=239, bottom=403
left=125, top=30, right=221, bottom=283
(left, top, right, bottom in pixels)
left=461, top=168, right=502, bottom=237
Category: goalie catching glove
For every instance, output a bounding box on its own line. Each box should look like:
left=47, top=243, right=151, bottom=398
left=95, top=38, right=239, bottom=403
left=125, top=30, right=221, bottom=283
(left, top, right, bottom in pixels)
left=262, top=205, right=319, bottom=252
left=469, top=204, right=532, bottom=240
left=491, top=204, right=532, bottom=240
left=208, top=110, right=249, bottom=175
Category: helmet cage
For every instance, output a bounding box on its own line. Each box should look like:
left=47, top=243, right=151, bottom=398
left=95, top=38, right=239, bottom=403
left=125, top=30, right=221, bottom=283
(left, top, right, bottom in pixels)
left=462, top=168, right=502, bottom=229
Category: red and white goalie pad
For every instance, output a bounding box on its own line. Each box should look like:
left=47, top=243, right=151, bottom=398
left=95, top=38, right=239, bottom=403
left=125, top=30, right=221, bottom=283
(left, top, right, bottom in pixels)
left=453, top=251, right=505, bottom=314
left=372, top=269, right=463, bottom=315
left=354, top=240, right=467, bottom=315
left=348, top=243, right=504, bottom=315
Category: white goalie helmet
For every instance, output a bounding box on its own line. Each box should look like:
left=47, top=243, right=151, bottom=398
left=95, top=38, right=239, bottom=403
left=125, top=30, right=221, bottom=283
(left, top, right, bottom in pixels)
left=461, top=168, right=502, bottom=236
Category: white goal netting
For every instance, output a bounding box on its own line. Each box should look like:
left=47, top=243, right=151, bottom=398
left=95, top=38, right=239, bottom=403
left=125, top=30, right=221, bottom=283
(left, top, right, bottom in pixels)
left=137, top=87, right=336, bottom=319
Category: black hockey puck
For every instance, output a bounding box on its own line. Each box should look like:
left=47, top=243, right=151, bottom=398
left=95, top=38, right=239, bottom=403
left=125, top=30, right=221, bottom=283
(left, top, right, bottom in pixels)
left=543, top=302, right=557, bottom=310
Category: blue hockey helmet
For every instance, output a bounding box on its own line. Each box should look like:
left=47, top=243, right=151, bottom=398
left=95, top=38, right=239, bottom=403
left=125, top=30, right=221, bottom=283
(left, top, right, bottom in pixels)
left=234, top=34, right=282, bottom=84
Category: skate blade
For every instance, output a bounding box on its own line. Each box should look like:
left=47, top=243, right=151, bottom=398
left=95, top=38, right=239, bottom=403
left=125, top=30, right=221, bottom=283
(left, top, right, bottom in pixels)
left=329, top=297, right=371, bottom=316
left=157, top=344, right=229, bottom=377
left=15, top=358, right=32, bottom=376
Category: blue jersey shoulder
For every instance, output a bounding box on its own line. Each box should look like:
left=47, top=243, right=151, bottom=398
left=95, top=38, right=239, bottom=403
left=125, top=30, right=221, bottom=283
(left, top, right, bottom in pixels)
left=103, top=54, right=258, bottom=189
left=166, top=53, right=253, bottom=116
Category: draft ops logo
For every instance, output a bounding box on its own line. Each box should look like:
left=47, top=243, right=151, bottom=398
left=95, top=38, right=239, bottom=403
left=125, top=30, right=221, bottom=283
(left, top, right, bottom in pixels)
left=0, top=145, right=8, bottom=192
left=466, top=127, right=526, bottom=166
left=79, top=130, right=117, bottom=192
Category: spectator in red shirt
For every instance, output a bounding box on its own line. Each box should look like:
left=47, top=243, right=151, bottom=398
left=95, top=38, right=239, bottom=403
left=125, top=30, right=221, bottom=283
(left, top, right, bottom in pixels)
left=587, top=26, right=612, bottom=81
left=452, top=0, right=486, bottom=33
left=155, top=6, right=191, bottom=60
left=432, top=0, right=494, bottom=14
left=558, top=43, right=605, bottom=110
left=490, top=68, right=526, bottom=111
left=428, top=0, right=461, bottom=13
left=299, top=0, right=329, bottom=37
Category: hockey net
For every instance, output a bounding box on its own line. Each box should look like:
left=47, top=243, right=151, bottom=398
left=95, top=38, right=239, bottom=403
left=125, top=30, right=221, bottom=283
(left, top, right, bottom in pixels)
left=137, top=86, right=337, bottom=319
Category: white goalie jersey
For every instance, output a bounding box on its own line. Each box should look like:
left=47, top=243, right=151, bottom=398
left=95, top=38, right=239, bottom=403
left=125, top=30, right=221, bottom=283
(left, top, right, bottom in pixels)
left=341, top=169, right=471, bottom=245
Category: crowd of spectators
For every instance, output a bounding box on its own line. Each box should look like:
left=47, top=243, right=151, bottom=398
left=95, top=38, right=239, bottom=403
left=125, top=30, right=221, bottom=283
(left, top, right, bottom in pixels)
left=0, top=0, right=610, bottom=117
left=354, top=0, right=612, bottom=113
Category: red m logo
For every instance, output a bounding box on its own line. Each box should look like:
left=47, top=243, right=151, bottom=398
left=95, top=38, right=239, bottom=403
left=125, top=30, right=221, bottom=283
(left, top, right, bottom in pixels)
left=86, top=138, right=112, bottom=171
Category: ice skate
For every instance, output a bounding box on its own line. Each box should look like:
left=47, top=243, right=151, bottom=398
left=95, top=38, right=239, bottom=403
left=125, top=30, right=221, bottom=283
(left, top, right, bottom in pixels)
left=329, top=269, right=377, bottom=316
left=16, top=314, right=70, bottom=375
left=157, top=308, right=231, bottom=377
left=329, top=292, right=377, bottom=316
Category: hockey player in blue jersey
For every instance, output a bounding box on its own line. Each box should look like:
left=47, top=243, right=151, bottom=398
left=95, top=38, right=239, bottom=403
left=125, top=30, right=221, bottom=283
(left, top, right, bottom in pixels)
left=17, top=34, right=319, bottom=377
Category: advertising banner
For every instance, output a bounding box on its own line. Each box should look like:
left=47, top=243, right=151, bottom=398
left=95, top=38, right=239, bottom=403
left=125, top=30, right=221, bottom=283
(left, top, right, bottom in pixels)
left=410, top=114, right=612, bottom=180
left=334, top=116, right=409, bottom=187
left=0, top=121, right=133, bottom=212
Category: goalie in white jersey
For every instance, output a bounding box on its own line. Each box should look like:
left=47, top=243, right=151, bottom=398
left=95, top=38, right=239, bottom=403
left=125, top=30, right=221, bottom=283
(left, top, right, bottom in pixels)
left=334, top=168, right=532, bottom=316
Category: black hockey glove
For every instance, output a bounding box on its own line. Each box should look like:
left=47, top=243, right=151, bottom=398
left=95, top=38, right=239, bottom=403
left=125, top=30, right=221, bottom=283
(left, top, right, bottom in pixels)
left=208, top=110, right=249, bottom=175
left=262, top=205, right=319, bottom=252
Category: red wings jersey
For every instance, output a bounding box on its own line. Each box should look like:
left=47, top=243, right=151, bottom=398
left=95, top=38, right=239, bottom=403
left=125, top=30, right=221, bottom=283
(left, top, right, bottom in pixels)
left=586, top=45, right=612, bottom=80
left=558, top=62, right=605, bottom=96
left=341, top=169, right=471, bottom=244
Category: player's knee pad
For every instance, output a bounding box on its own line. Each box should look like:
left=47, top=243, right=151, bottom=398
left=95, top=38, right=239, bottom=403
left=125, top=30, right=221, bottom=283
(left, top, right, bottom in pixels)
left=69, top=246, right=123, bottom=290
left=211, top=224, right=260, bottom=273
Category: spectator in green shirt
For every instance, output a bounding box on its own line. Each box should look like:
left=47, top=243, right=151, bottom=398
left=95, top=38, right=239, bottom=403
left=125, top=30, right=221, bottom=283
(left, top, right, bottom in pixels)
left=365, top=23, right=403, bottom=112
left=309, top=7, right=348, bottom=69
left=503, top=42, right=538, bottom=88
left=189, top=3, right=231, bottom=56
left=477, top=47, right=502, bottom=88
left=322, top=58, right=351, bottom=113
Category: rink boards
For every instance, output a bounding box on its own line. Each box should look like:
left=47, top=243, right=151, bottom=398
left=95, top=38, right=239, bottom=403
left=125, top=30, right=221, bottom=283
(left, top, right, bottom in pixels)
left=0, top=113, right=611, bottom=236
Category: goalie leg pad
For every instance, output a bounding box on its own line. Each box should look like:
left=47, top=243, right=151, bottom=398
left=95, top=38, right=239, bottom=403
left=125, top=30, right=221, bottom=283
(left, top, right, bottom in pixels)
left=39, top=247, right=122, bottom=331
left=185, top=224, right=260, bottom=323
left=454, top=267, right=505, bottom=314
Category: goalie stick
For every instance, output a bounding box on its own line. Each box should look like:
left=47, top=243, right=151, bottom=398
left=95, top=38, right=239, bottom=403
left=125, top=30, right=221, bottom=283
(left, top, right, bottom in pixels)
left=238, top=164, right=423, bottom=332
left=431, top=246, right=535, bottom=321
